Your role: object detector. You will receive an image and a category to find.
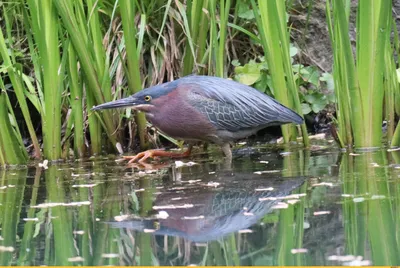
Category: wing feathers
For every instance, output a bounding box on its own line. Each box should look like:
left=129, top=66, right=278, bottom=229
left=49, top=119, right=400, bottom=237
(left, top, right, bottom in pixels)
left=181, top=76, right=303, bottom=132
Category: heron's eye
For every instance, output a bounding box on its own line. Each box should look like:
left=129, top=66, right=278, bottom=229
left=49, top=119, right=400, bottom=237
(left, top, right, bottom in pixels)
left=144, top=95, right=152, bottom=102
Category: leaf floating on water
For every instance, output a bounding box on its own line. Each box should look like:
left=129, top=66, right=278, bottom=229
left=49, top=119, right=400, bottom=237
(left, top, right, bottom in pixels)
left=182, top=216, right=204, bottom=220
left=291, top=248, right=308, bottom=254
left=328, top=255, right=370, bottom=266
left=280, top=193, right=306, bottom=199
left=371, top=195, right=386, bottom=200
left=0, top=246, right=14, bottom=252
left=137, top=169, right=158, bottom=175
left=259, top=193, right=306, bottom=202
left=255, top=187, right=274, bottom=191
left=72, top=183, right=99, bottom=188
left=308, top=133, right=326, bottom=140
left=68, top=256, right=85, bottom=262
left=341, top=194, right=354, bottom=197
left=23, top=218, right=39, bottom=222
left=312, top=182, right=334, bottom=187
left=153, top=204, right=194, bottom=210
left=272, top=202, right=289, bottom=209
left=186, top=179, right=202, bottom=184
left=254, top=170, right=280, bottom=175
left=156, top=211, right=169, bottom=219
left=313, top=211, right=331, bottom=215
left=328, top=255, right=356, bottom=261
left=206, top=182, right=220, bottom=187
left=102, top=253, right=120, bottom=258
left=353, top=197, right=365, bottom=203
left=243, top=212, right=254, bottom=216
left=175, top=161, right=198, bottom=168
left=114, top=215, right=130, bottom=222
left=259, top=197, right=277, bottom=201
left=31, top=201, right=91, bottom=208
left=38, top=159, right=49, bottom=169
left=343, top=259, right=371, bottom=266
left=238, top=229, right=253, bottom=233
left=134, top=188, right=145, bottom=192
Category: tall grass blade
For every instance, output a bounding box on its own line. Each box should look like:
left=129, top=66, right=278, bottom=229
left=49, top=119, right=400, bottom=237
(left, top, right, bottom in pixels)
left=119, top=0, right=148, bottom=149
left=0, top=27, right=41, bottom=159
left=356, top=0, right=391, bottom=147
left=27, top=0, right=62, bottom=160
left=67, top=44, right=86, bottom=157
left=53, top=0, right=119, bottom=151
left=252, top=0, right=307, bottom=143
left=0, top=91, right=27, bottom=165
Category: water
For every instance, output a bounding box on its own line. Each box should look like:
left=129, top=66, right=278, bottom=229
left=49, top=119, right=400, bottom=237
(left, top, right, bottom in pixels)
left=1, top=141, right=400, bottom=266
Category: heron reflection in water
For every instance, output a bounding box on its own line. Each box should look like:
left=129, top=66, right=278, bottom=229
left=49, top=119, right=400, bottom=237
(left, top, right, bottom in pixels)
left=107, top=166, right=306, bottom=242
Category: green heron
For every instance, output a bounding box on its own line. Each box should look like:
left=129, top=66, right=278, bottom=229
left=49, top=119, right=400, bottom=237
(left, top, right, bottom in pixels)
left=92, top=75, right=303, bottom=163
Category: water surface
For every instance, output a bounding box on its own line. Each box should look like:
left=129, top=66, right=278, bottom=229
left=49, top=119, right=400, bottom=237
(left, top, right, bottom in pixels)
left=1, top=141, right=400, bottom=265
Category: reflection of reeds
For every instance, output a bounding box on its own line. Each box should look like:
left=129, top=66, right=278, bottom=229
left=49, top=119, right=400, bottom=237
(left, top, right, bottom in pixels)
left=0, top=170, right=26, bottom=265
left=17, top=168, right=41, bottom=265
left=342, top=152, right=400, bottom=265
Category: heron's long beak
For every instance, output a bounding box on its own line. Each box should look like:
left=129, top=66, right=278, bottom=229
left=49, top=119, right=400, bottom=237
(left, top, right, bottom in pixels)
left=91, top=96, right=136, bottom=111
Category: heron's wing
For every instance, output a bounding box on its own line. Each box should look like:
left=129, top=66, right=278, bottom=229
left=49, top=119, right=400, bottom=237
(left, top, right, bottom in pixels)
left=187, top=92, right=262, bottom=131
left=183, top=77, right=303, bottom=132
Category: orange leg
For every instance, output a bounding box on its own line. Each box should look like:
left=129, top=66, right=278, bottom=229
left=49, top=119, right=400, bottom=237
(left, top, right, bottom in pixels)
left=122, top=145, right=193, bottom=164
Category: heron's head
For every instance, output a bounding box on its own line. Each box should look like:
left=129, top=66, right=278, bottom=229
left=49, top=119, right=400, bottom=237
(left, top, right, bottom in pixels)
left=91, top=82, right=178, bottom=116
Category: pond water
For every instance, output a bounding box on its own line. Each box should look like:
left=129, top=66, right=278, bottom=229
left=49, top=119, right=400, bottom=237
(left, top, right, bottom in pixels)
left=1, top=140, right=400, bottom=266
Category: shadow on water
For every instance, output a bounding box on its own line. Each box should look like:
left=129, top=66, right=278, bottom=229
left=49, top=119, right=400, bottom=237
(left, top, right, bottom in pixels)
left=1, top=143, right=400, bottom=265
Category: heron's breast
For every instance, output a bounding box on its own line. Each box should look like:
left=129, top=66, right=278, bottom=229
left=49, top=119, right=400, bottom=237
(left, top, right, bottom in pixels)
left=146, top=90, right=217, bottom=141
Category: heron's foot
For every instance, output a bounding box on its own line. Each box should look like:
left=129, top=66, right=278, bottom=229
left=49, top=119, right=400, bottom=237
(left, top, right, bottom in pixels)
left=123, top=147, right=193, bottom=164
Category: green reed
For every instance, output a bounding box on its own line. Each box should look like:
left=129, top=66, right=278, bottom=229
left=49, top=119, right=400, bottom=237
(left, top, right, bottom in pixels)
left=326, top=0, right=393, bottom=148
left=251, top=0, right=309, bottom=146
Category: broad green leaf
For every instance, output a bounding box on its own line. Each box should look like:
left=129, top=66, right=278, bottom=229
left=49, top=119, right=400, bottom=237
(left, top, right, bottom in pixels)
left=231, top=59, right=240, bottom=67
left=320, top=72, right=334, bottom=90
left=237, top=1, right=255, bottom=20
left=234, top=60, right=261, bottom=85
left=301, top=103, right=312, bottom=114
left=289, top=44, right=298, bottom=57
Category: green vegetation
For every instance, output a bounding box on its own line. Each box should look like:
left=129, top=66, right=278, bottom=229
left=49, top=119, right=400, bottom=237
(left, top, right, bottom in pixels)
left=0, top=0, right=311, bottom=165
left=1, top=0, right=400, bottom=166
left=326, top=0, right=397, bottom=148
